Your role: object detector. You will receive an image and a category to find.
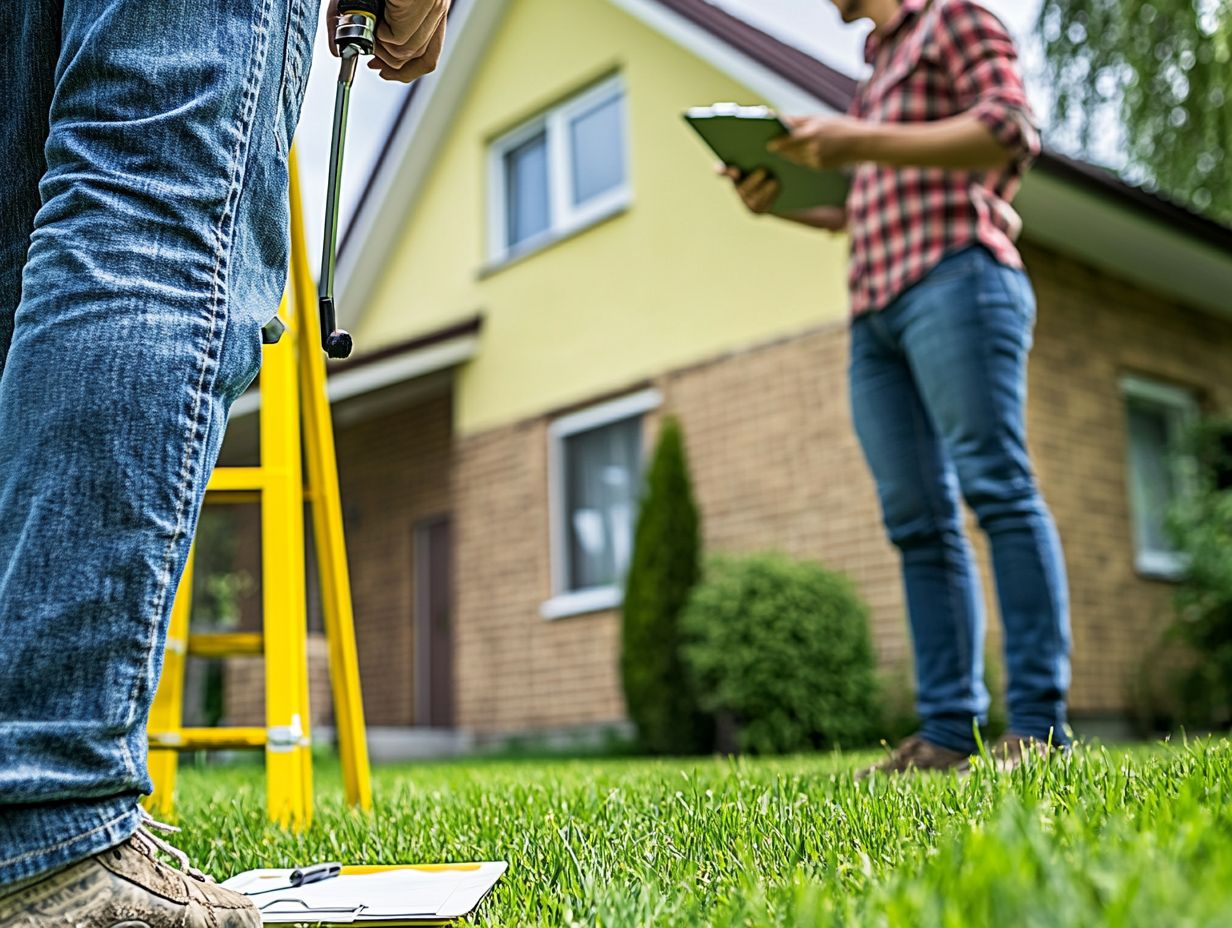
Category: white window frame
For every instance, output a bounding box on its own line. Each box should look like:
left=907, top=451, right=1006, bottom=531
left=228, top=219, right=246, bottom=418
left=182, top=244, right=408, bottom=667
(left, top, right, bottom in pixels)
left=542, top=388, right=661, bottom=621
left=488, top=75, right=631, bottom=266
left=1120, top=375, right=1199, bottom=581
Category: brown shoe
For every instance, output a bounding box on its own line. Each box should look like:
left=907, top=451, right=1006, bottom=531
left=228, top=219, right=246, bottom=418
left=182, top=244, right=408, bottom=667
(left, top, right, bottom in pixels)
left=0, top=814, right=259, bottom=928
left=855, top=733, right=971, bottom=779
left=985, top=732, right=1059, bottom=772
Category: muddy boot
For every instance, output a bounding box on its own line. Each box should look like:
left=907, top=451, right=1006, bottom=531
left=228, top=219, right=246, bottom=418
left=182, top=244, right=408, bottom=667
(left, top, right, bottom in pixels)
left=0, top=813, right=259, bottom=928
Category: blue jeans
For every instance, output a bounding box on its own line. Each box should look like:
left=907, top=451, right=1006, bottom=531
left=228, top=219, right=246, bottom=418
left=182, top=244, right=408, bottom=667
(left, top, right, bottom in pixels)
left=849, top=246, right=1071, bottom=754
left=0, top=0, right=319, bottom=886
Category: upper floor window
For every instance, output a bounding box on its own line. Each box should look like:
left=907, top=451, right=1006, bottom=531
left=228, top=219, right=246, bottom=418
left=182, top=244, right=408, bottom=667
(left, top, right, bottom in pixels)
left=1121, top=375, right=1198, bottom=580
left=488, top=76, right=629, bottom=265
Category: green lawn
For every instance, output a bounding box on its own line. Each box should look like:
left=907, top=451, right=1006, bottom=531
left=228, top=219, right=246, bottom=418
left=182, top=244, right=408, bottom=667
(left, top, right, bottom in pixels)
left=173, top=738, right=1232, bottom=926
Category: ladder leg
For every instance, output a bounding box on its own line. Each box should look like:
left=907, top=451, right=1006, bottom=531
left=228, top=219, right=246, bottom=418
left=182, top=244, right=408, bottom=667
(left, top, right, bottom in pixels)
left=260, top=293, right=312, bottom=831
left=289, top=150, right=372, bottom=812
left=146, top=545, right=195, bottom=818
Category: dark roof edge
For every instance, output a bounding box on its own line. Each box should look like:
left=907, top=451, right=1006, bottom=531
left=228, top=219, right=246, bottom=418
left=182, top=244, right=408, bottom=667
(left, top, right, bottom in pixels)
left=654, top=0, right=858, bottom=110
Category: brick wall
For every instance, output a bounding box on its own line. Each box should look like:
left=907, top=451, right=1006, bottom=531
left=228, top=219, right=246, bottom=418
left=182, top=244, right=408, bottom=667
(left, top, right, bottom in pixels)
left=214, top=245, right=1232, bottom=736
left=452, top=422, right=627, bottom=733
left=220, top=386, right=455, bottom=731
left=449, top=243, right=1232, bottom=733
left=1019, top=244, right=1232, bottom=713
left=333, top=387, right=455, bottom=727
left=223, top=634, right=334, bottom=730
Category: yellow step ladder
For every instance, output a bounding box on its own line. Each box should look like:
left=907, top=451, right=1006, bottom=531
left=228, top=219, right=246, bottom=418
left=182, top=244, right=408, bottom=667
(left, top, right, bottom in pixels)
left=146, top=148, right=371, bottom=829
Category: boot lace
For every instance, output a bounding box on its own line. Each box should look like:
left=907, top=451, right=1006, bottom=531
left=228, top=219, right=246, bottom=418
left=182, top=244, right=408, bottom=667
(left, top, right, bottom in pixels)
left=134, top=808, right=210, bottom=883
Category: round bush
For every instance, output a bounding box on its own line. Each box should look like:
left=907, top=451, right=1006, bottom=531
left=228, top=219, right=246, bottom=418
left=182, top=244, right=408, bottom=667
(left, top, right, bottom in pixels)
left=680, top=553, right=879, bottom=754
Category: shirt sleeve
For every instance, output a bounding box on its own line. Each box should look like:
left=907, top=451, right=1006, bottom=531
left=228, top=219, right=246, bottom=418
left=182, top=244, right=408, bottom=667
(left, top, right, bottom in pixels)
left=936, top=0, right=1041, bottom=172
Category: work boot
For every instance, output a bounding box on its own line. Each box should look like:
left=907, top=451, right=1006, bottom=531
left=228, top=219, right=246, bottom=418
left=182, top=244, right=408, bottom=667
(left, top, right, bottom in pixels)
left=986, top=732, right=1059, bottom=773
left=855, top=733, right=971, bottom=779
left=0, top=813, right=259, bottom=928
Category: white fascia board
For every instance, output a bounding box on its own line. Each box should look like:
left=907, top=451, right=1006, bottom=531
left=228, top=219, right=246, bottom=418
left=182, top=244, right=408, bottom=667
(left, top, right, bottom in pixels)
left=1018, top=171, right=1232, bottom=320
left=603, top=0, right=834, bottom=114
left=336, top=0, right=512, bottom=335
left=328, top=336, right=479, bottom=404
left=230, top=335, right=479, bottom=419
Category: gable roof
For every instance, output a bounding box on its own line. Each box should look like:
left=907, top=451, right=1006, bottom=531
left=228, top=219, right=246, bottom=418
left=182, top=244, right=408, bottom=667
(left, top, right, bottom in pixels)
left=337, top=0, right=1232, bottom=331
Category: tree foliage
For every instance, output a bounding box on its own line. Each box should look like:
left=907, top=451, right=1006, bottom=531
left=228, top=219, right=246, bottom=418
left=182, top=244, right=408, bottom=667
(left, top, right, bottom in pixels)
left=1036, top=0, right=1231, bottom=224
left=1167, top=417, right=1232, bottom=727
left=620, top=417, right=712, bottom=754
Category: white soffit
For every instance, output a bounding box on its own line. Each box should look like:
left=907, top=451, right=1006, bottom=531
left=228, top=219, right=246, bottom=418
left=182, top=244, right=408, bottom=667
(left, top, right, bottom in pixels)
left=230, top=334, right=479, bottom=419
left=1018, top=171, right=1232, bottom=320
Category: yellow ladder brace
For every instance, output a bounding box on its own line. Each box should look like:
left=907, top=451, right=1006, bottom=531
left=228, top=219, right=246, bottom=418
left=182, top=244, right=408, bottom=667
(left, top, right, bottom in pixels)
left=146, top=146, right=372, bottom=828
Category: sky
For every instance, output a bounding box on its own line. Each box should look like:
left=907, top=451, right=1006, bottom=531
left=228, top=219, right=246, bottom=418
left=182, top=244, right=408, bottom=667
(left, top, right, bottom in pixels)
left=293, top=0, right=1048, bottom=267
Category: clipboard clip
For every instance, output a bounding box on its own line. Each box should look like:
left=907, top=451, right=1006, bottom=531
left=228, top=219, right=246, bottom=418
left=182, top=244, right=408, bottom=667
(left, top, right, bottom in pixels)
left=257, top=897, right=365, bottom=916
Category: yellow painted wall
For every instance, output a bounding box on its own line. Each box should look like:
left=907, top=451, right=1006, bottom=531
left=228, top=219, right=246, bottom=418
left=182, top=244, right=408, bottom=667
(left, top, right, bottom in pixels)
left=356, top=0, right=850, bottom=435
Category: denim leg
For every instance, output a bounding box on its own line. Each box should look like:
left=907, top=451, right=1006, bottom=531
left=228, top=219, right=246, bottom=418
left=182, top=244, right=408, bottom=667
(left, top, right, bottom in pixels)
left=896, top=249, right=1072, bottom=746
left=849, top=313, right=988, bottom=754
left=0, top=0, right=320, bottom=886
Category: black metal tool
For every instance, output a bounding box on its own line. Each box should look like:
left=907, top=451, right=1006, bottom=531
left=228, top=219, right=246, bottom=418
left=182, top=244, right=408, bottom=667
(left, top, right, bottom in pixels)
left=244, top=862, right=344, bottom=896
left=319, top=0, right=385, bottom=360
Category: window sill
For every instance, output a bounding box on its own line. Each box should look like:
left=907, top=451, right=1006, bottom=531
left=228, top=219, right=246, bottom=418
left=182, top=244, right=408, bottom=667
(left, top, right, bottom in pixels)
left=479, top=200, right=631, bottom=280
left=541, top=586, right=622, bottom=620
left=1135, top=551, right=1189, bottom=583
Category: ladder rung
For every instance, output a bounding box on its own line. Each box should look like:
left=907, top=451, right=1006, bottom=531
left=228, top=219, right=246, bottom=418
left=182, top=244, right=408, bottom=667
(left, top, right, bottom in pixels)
left=187, top=633, right=264, bottom=658
left=149, top=728, right=267, bottom=750
left=206, top=467, right=266, bottom=494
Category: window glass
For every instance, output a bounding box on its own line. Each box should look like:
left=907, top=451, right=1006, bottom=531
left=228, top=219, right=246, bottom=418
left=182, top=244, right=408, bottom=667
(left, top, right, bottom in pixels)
left=563, top=417, right=641, bottom=591
left=569, top=94, right=626, bottom=207
left=1127, top=398, right=1178, bottom=556
left=504, top=131, right=550, bottom=249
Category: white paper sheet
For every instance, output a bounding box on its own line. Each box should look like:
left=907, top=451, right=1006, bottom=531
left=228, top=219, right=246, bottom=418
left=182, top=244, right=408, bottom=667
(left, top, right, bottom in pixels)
left=222, top=863, right=508, bottom=924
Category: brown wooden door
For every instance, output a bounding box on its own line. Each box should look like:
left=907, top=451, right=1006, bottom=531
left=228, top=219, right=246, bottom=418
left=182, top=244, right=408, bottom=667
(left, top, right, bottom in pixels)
left=414, top=517, right=454, bottom=728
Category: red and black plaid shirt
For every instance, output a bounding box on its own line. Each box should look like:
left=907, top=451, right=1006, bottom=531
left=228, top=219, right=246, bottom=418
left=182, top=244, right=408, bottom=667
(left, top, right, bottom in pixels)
left=846, top=0, right=1041, bottom=315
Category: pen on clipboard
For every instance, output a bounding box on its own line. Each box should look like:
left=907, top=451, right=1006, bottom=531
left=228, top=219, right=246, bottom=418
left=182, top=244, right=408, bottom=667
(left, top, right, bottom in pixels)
left=244, top=863, right=343, bottom=895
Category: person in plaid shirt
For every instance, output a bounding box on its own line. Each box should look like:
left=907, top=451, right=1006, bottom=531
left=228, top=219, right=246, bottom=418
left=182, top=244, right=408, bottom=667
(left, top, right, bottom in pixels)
left=722, top=0, right=1071, bottom=775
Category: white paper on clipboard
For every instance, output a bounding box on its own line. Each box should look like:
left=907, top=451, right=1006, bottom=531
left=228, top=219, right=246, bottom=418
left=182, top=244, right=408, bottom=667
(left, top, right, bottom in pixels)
left=222, top=863, right=508, bottom=924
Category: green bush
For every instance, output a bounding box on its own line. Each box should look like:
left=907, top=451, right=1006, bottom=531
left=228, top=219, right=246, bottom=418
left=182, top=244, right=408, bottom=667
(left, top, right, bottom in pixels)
left=680, top=553, right=879, bottom=754
left=620, top=417, right=713, bottom=754
left=1167, top=416, right=1232, bottom=728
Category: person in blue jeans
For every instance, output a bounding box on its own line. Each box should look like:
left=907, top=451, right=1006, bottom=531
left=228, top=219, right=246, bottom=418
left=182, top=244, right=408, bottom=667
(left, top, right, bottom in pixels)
left=724, top=0, right=1071, bottom=775
left=0, top=0, right=447, bottom=923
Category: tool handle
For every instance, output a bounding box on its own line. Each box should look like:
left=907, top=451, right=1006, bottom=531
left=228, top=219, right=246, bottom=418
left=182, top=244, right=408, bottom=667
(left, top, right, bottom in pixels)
left=340, top=0, right=384, bottom=20
left=291, top=863, right=343, bottom=887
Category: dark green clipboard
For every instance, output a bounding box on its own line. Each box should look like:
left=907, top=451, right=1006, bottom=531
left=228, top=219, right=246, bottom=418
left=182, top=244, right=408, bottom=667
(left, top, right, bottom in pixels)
left=684, top=104, right=850, bottom=213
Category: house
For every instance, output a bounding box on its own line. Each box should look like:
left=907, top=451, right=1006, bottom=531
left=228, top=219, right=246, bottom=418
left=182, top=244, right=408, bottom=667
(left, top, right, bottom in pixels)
left=218, top=0, right=1232, bottom=752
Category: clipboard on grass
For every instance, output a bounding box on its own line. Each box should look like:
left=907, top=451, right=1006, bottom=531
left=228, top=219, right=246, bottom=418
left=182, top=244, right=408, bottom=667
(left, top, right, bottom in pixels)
left=684, top=103, right=850, bottom=213
left=222, top=863, right=508, bottom=925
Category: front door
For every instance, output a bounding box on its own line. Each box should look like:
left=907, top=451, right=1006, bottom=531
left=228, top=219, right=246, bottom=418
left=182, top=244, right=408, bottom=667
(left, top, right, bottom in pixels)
left=413, top=517, right=454, bottom=727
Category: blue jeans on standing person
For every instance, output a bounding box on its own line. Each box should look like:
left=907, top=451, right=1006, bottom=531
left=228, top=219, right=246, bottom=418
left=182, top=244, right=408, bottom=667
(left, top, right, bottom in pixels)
left=849, top=245, right=1071, bottom=754
left=0, top=0, right=319, bottom=886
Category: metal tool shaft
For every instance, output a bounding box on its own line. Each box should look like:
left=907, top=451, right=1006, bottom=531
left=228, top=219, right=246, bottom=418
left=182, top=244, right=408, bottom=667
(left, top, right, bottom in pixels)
left=318, top=49, right=360, bottom=360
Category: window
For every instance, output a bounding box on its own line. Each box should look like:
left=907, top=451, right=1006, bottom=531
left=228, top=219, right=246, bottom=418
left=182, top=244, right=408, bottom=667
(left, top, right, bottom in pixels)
left=1121, top=376, right=1198, bottom=579
left=543, top=389, right=661, bottom=620
left=489, top=76, right=629, bottom=264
